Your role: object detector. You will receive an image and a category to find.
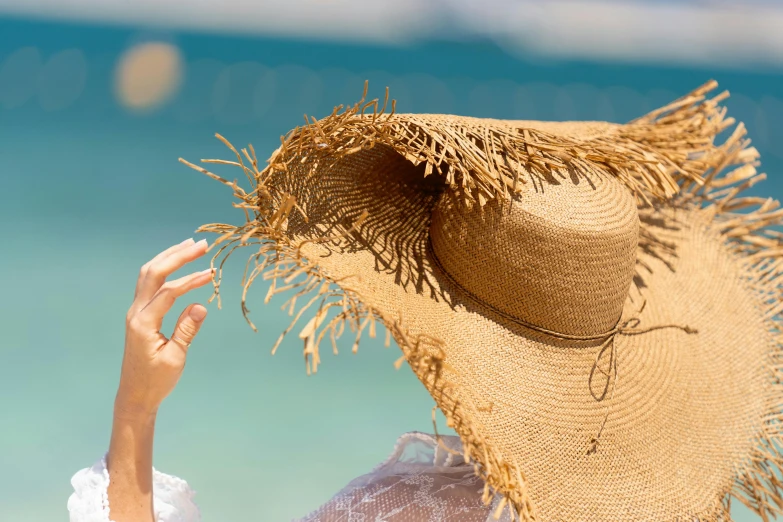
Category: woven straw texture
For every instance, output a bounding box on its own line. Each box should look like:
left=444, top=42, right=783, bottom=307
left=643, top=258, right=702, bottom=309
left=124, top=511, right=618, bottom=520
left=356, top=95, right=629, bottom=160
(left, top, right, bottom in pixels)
left=182, top=81, right=783, bottom=521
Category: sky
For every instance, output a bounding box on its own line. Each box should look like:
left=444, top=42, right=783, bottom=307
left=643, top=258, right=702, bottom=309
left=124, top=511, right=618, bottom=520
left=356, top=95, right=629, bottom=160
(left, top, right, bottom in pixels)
left=1, top=0, right=782, bottom=70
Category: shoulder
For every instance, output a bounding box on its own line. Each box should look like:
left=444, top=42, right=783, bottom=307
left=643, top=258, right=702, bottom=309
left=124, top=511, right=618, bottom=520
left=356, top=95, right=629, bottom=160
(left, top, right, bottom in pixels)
left=297, top=432, right=490, bottom=522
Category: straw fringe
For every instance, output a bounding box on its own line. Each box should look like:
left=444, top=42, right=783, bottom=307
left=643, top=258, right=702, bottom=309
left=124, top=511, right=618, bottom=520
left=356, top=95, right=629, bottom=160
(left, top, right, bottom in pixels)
left=179, top=139, right=539, bottom=521
left=642, top=80, right=783, bottom=520
left=632, top=81, right=783, bottom=520
left=181, top=79, right=782, bottom=521
left=256, top=79, right=744, bottom=208
left=614, top=81, right=780, bottom=522
left=683, top=139, right=783, bottom=521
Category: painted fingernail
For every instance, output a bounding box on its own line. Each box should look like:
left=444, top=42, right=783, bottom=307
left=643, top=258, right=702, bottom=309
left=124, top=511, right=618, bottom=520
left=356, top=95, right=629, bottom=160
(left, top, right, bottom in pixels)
left=189, top=305, right=207, bottom=322
left=200, top=268, right=214, bottom=276
left=195, top=239, right=208, bottom=249
left=181, top=237, right=195, bottom=245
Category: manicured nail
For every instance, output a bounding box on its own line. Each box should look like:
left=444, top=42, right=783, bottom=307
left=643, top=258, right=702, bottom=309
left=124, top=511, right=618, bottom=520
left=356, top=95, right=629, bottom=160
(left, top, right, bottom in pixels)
left=200, top=268, right=214, bottom=276
left=189, top=305, right=207, bottom=322
left=195, top=239, right=208, bottom=249
left=181, top=237, right=195, bottom=245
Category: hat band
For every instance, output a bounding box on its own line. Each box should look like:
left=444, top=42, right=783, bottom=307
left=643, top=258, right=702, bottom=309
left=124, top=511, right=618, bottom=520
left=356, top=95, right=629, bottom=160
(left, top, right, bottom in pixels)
left=426, top=234, right=698, bottom=453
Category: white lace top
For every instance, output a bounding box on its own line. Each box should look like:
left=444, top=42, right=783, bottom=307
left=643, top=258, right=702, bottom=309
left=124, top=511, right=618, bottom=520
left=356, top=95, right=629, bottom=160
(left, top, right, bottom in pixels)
left=68, top=432, right=514, bottom=522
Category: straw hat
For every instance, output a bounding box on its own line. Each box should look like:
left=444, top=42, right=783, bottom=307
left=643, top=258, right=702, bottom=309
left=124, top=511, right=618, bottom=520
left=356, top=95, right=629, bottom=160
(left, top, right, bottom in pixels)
left=181, top=80, right=783, bottom=521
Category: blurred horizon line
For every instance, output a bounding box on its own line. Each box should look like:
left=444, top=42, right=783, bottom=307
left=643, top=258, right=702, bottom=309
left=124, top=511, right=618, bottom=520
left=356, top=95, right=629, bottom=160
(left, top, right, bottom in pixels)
left=1, top=0, right=782, bottom=72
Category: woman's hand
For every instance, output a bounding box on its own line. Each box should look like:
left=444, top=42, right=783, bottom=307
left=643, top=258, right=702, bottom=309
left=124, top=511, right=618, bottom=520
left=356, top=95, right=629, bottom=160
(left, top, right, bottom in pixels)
left=107, top=238, right=214, bottom=522
left=116, top=237, right=214, bottom=418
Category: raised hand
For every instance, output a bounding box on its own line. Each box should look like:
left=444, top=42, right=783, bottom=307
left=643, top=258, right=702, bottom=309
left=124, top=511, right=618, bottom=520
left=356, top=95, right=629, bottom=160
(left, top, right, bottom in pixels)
left=106, top=238, right=214, bottom=522
left=116, top=237, right=214, bottom=417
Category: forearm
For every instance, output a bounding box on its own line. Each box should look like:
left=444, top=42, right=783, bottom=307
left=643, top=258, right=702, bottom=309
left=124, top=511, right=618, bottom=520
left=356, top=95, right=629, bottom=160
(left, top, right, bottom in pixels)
left=70, top=238, right=209, bottom=522
left=106, top=397, right=158, bottom=522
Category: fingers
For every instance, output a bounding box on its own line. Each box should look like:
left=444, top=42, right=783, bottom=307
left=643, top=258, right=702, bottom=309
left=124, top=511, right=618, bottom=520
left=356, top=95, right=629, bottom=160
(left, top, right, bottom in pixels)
left=134, top=238, right=195, bottom=300
left=134, top=239, right=210, bottom=312
left=168, top=304, right=208, bottom=352
left=136, top=268, right=214, bottom=330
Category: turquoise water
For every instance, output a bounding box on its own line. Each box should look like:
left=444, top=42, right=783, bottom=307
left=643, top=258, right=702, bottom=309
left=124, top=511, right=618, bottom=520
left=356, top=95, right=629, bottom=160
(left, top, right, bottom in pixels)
left=1, top=16, right=782, bottom=521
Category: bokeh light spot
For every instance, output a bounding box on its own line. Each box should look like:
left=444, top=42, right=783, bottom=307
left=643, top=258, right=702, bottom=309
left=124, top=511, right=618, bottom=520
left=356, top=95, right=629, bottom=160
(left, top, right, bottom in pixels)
left=402, top=73, right=454, bottom=114
left=603, top=85, right=648, bottom=123
left=516, top=82, right=560, bottom=121
left=114, top=41, right=183, bottom=112
left=173, top=58, right=224, bottom=124
left=252, top=66, right=278, bottom=119
left=0, top=47, right=43, bottom=109
left=469, top=79, right=516, bottom=119
left=272, top=64, right=322, bottom=116
left=211, top=61, right=268, bottom=125
left=759, top=96, right=783, bottom=159
left=561, top=83, right=601, bottom=121
left=38, top=49, right=88, bottom=112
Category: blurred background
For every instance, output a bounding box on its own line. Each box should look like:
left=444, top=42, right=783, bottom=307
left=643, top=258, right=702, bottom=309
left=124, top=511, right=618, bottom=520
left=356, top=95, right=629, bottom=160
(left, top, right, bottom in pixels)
left=0, top=1, right=781, bottom=520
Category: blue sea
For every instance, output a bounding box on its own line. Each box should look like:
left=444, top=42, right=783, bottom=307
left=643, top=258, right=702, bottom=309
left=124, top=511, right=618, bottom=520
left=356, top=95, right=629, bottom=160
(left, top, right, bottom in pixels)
left=0, top=16, right=781, bottom=521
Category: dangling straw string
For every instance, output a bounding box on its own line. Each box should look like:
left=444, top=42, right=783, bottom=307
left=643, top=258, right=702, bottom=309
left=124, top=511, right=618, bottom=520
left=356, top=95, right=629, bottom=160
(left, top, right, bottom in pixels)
left=585, top=315, right=697, bottom=455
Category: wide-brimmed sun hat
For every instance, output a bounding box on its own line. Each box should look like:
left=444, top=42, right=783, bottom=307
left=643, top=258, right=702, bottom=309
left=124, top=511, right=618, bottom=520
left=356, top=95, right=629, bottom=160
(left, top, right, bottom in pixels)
left=181, top=80, right=783, bottom=521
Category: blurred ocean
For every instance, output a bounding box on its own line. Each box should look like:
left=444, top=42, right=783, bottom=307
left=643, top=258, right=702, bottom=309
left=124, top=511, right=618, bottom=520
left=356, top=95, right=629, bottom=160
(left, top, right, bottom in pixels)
left=0, top=13, right=782, bottom=522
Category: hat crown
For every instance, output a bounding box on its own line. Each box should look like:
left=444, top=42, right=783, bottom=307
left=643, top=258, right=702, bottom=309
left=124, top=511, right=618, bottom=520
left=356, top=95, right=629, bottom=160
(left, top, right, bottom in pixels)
left=429, top=175, right=639, bottom=336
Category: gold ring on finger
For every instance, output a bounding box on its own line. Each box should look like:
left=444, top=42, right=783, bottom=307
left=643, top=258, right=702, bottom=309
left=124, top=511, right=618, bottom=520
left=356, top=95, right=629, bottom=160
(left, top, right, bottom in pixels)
left=170, top=334, right=191, bottom=349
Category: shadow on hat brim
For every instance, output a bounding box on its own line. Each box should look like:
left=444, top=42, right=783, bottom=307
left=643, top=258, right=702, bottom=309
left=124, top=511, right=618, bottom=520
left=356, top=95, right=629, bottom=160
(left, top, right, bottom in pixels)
left=181, top=81, right=783, bottom=521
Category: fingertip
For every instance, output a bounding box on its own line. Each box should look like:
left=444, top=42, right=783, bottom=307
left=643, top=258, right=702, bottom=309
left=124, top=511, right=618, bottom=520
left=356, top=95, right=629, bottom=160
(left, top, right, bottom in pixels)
left=189, top=304, right=207, bottom=322
left=195, top=268, right=215, bottom=287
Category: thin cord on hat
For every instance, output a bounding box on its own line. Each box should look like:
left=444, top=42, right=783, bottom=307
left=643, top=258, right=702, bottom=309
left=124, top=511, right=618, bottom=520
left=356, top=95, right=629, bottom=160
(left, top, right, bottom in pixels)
left=425, top=236, right=698, bottom=454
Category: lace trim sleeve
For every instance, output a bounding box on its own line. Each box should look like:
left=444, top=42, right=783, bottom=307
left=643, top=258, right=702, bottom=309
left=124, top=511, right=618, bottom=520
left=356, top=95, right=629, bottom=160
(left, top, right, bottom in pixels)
left=67, top=455, right=201, bottom=522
